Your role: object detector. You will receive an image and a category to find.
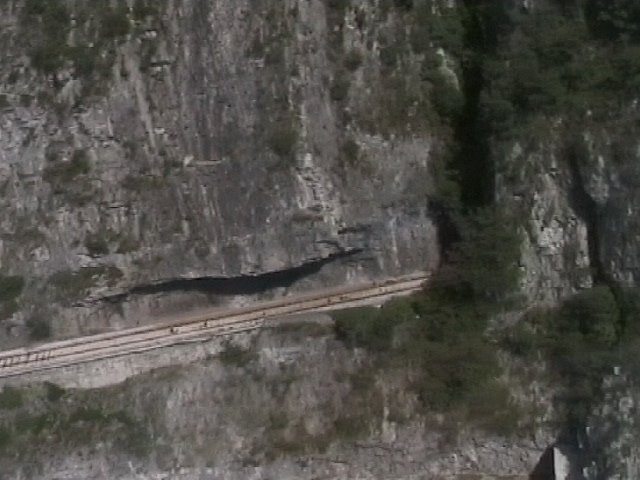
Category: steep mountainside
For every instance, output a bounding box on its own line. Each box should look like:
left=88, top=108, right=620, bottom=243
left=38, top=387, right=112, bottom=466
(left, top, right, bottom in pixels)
left=3, top=0, right=640, bottom=479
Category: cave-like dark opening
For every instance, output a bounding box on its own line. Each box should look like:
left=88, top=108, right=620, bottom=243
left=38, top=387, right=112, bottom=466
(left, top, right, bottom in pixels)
left=101, top=249, right=363, bottom=304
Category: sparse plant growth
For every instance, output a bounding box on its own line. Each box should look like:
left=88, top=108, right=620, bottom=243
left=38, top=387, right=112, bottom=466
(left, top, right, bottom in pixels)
left=267, top=120, right=298, bottom=159
left=100, top=6, right=131, bottom=39
left=329, top=72, right=350, bottom=102
left=331, top=201, right=522, bottom=433
left=26, top=316, right=51, bottom=341
left=344, top=49, right=363, bottom=71
left=23, top=0, right=71, bottom=75
left=0, top=427, right=11, bottom=449
left=341, top=138, right=359, bottom=165
left=121, top=174, right=166, bottom=192
left=116, top=234, right=140, bottom=254
left=48, top=265, right=121, bottom=304
left=0, top=385, right=151, bottom=459
left=270, top=321, right=333, bottom=338
left=0, top=387, right=23, bottom=410
left=45, top=382, right=65, bottom=402
left=0, top=275, right=25, bottom=304
left=132, top=0, right=158, bottom=21
left=498, top=283, right=640, bottom=432
left=0, top=300, right=19, bottom=320
left=218, top=342, right=256, bottom=368
left=43, top=151, right=91, bottom=187
left=85, top=232, right=110, bottom=257
left=21, top=0, right=150, bottom=100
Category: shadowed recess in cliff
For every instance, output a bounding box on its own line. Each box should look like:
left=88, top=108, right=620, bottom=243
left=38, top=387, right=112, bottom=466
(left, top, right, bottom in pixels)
left=565, top=138, right=607, bottom=285
left=100, top=249, right=364, bottom=304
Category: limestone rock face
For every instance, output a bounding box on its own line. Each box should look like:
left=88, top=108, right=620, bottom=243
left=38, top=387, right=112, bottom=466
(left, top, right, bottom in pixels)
left=0, top=0, right=439, bottom=343
left=496, top=114, right=640, bottom=303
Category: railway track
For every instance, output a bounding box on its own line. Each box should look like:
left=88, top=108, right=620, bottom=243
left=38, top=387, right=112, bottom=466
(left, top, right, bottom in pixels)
left=0, top=273, right=428, bottom=379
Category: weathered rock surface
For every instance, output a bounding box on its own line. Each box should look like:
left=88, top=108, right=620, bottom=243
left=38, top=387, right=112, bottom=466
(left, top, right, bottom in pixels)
left=0, top=0, right=439, bottom=344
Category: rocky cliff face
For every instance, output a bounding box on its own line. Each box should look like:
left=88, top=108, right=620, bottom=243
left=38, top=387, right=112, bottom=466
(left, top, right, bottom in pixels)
left=496, top=116, right=640, bottom=304
left=0, top=0, right=441, bottom=344
left=3, top=0, right=640, bottom=478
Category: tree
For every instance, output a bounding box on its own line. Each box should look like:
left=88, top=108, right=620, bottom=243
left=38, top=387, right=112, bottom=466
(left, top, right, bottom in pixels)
left=448, top=207, right=521, bottom=301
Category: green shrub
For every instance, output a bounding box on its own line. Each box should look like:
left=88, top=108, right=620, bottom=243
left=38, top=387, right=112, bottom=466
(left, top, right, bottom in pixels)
left=121, top=174, right=165, bottom=192
left=132, top=0, right=158, bottom=21
left=379, top=38, right=402, bottom=69
left=327, top=0, right=349, bottom=12
left=100, top=7, right=131, bottom=39
left=24, top=0, right=70, bottom=75
left=344, top=49, right=363, bottom=71
left=0, top=426, right=11, bottom=450
left=43, top=152, right=91, bottom=185
left=0, top=387, right=23, bottom=410
left=0, top=275, right=24, bottom=303
left=557, top=286, right=620, bottom=347
left=267, top=121, right=298, bottom=158
left=0, top=300, right=19, bottom=320
left=431, top=73, right=464, bottom=122
left=69, top=46, right=96, bottom=78
left=26, top=316, right=51, bottom=341
left=416, top=337, right=499, bottom=410
left=85, top=233, right=110, bottom=257
left=448, top=207, right=522, bottom=301
left=45, top=382, right=65, bottom=402
left=333, top=306, right=394, bottom=351
left=218, top=342, right=256, bottom=367
left=29, top=43, right=66, bottom=75
left=48, top=267, right=103, bottom=303
left=341, top=138, right=359, bottom=164
left=330, top=72, right=350, bottom=102
left=500, top=321, right=539, bottom=358
left=15, top=413, right=51, bottom=435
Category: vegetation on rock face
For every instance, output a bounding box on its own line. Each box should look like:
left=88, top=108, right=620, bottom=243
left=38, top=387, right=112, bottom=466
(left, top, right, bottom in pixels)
left=333, top=202, right=523, bottom=433
left=500, top=283, right=640, bottom=435
left=267, top=119, right=299, bottom=159
left=0, top=275, right=25, bottom=320
left=48, top=266, right=123, bottom=305
left=20, top=0, right=159, bottom=102
left=0, top=276, right=25, bottom=304
left=43, top=150, right=91, bottom=187
left=0, top=384, right=150, bottom=461
left=26, top=316, right=51, bottom=341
